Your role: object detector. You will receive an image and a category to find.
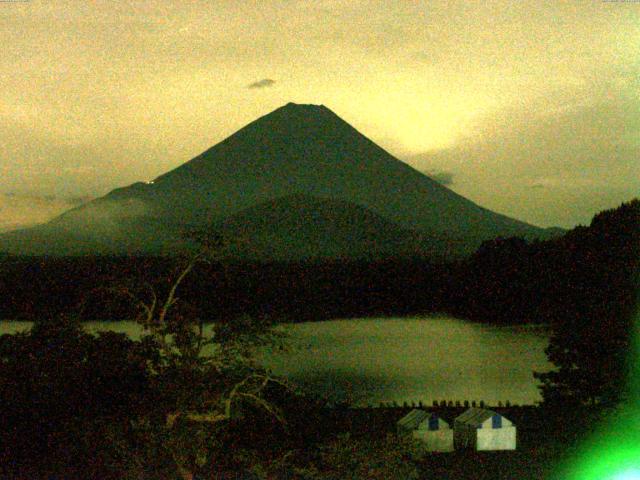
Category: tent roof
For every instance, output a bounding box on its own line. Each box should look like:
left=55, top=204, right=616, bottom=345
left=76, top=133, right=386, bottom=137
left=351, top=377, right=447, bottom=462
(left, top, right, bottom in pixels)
left=397, top=409, right=429, bottom=429
left=398, top=409, right=450, bottom=430
left=455, top=408, right=507, bottom=426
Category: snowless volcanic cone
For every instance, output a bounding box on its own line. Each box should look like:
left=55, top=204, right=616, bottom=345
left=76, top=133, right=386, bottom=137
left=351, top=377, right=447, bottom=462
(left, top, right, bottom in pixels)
left=0, top=103, right=556, bottom=258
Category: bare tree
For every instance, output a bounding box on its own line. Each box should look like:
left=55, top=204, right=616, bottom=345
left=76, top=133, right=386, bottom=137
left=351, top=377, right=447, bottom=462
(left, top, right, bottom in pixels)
left=87, top=239, right=289, bottom=479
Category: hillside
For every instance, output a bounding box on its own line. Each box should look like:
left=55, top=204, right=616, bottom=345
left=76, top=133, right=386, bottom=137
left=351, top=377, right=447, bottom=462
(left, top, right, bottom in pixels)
left=213, top=194, right=468, bottom=261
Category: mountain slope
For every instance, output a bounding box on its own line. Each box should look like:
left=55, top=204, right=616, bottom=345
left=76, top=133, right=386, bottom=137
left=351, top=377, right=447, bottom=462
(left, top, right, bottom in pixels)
left=0, top=103, right=556, bottom=258
left=215, top=194, right=463, bottom=261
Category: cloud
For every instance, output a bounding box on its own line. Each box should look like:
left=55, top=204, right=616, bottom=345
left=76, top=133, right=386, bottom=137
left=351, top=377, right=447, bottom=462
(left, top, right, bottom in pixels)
left=526, top=176, right=599, bottom=190
left=0, top=193, right=94, bottom=233
left=427, top=171, right=454, bottom=186
left=403, top=85, right=640, bottom=228
left=247, top=78, right=276, bottom=89
left=68, top=195, right=94, bottom=205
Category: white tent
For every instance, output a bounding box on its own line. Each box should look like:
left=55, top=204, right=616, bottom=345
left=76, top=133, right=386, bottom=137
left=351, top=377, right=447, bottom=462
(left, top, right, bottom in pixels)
left=453, top=408, right=516, bottom=451
left=397, top=409, right=454, bottom=452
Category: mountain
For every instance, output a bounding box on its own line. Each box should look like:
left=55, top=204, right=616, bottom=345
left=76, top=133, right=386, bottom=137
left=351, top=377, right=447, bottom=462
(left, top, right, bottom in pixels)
left=0, top=103, right=558, bottom=259
left=214, top=194, right=465, bottom=261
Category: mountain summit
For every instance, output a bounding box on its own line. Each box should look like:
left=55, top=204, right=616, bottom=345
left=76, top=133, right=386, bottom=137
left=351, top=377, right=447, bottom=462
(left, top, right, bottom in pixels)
left=0, top=103, right=555, bottom=258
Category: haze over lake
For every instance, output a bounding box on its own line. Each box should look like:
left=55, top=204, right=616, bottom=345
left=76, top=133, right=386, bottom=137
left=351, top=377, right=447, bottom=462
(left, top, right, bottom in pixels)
left=1, top=316, right=550, bottom=406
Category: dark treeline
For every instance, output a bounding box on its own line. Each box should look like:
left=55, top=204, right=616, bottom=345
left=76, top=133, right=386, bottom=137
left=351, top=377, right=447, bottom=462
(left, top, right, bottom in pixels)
left=449, top=199, right=639, bottom=327
left=454, top=199, right=639, bottom=406
left=0, top=256, right=452, bottom=322
left=1, top=199, right=638, bottom=329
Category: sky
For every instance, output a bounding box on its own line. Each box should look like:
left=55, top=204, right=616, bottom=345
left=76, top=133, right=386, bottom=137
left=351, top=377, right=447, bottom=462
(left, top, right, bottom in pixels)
left=0, top=0, right=638, bottom=231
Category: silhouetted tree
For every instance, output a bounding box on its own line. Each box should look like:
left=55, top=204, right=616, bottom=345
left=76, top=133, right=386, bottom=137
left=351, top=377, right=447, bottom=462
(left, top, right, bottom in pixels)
left=0, top=242, right=291, bottom=479
left=535, top=199, right=640, bottom=407
left=0, top=315, right=153, bottom=478
left=100, top=244, right=290, bottom=479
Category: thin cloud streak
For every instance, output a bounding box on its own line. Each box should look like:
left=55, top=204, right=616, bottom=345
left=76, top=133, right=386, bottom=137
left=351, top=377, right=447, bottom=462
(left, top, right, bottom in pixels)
left=0, top=193, right=94, bottom=233
left=247, top=79, right=276, bottom=89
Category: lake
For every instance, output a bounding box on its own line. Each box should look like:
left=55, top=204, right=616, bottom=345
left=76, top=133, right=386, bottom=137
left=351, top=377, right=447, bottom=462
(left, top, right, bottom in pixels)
left=0, top=316, right=551, bottom=406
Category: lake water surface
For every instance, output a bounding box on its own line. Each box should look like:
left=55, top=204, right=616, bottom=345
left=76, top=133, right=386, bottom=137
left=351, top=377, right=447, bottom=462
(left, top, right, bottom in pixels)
left=1, top=316, right=551, bottom=406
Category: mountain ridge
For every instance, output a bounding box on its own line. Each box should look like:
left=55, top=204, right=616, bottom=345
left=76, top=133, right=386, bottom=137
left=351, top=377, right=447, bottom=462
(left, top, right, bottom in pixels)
left=0, top=102, right=559, bottom=258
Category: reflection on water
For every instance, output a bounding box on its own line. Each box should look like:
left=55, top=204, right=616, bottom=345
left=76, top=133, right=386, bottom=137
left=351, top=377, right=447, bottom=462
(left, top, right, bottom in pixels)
left=0, top=316, right=551, bottom=406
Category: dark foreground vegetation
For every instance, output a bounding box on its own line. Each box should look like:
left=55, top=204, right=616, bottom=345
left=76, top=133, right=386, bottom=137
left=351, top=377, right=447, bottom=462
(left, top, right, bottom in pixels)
left=0, top=312, right=604, bottom=480
left=0, top=315, right=606, bottom=480
left=0, top=199, right=637, bottom=478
